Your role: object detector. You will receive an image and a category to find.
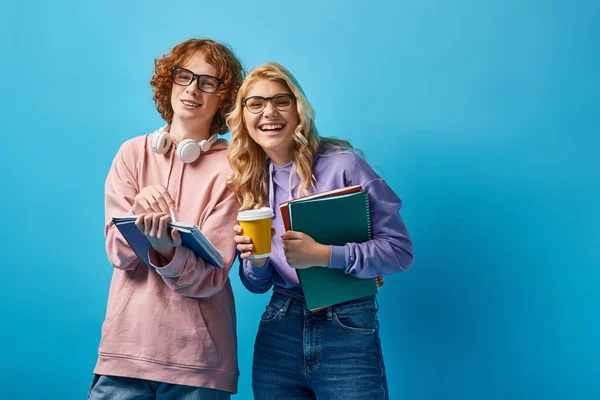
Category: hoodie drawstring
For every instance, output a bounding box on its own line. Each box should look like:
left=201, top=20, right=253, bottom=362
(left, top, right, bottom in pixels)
left=268, top=160, right=296, bottom=214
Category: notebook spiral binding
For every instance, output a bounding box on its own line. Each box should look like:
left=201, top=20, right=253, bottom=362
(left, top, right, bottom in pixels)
left=364, top=191, right=384, bottom=288
left=364, top=190, right=373, bottom=239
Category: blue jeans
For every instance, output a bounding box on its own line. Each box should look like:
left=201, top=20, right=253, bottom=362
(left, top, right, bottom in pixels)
left=252, top=292, right=389, bottom=400
left=88, top=374, right=231, bottom=400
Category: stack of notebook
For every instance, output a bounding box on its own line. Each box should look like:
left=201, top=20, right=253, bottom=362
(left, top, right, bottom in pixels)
left=280, top=185, right=383, bottom=312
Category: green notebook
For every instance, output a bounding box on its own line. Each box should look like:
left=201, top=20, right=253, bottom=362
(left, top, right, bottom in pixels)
left=288, top=189, right=379, bottom=311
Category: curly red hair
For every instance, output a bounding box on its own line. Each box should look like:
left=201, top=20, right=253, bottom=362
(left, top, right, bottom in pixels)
left=150, top=38, right=245, bottom=135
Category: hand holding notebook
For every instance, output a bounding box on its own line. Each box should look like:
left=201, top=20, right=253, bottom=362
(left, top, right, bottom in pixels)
left=280, top=230, right=331, bottom=269
left=133, top=212, right=182, bottom=259
left=112, top=215, right=224, bottom=269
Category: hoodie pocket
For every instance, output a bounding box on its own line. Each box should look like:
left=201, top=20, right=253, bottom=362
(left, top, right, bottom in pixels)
left=98, top=288, right=218, bottom=369
left=100, top=285, right=135, bottom=338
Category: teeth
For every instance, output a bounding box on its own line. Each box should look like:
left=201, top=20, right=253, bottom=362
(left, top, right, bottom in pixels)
left=260, top=124, right=284, bottom=131
left=182, top=101, right=200, bottom=107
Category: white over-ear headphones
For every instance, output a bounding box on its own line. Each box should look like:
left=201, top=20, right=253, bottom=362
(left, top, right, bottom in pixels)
left=151, top=125, right=218, bottom=164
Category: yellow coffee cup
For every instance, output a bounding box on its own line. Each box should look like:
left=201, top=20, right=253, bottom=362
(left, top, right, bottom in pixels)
left=237, top=207, right=274, bottom=259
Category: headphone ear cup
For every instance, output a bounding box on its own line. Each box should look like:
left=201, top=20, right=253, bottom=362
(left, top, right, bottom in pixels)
left=152, top=131, right=172, bottom=155
left=199, top=139, right=211, bottom=152
left=177, top=139, right=201, bottom=163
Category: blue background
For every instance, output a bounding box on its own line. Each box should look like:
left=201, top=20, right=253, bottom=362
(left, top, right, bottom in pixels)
left=2, top=0, right=599, bottom=399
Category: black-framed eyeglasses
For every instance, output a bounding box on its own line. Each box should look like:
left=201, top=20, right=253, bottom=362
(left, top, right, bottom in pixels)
left=171, top=67, right=223, bottom=94
left=242, top=93, right=295, bottom=114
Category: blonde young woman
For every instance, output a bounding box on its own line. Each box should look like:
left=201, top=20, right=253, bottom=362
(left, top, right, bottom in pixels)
left=89, top=39, right=244, bottom=400
left=227, top=62, right=414, bottom=400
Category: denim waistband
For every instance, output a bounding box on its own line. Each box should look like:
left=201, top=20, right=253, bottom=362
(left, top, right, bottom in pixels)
left=269, top=291, right=378, bottom=317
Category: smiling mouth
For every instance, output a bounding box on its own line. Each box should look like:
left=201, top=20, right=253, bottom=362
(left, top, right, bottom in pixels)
left=181, top=100, right=201, bottom=108
left=259, top=123, right=285, bottom=133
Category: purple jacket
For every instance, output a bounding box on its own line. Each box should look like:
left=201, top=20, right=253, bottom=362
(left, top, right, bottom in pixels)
left=240, top=147, right=414, bottom=297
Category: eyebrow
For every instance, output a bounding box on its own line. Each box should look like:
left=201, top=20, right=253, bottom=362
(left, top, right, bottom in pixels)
left=179, top=67, right=218, bottom=76
left=246, top=92, right=293, bottom=97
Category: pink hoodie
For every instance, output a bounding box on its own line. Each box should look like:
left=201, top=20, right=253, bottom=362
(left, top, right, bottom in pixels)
left=94, top=134, right=239, bottom=393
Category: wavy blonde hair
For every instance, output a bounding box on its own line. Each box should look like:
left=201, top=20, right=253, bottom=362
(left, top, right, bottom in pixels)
left=150, top=38, right=245, bottom=135
left=226, top=62, right=353, bottom=210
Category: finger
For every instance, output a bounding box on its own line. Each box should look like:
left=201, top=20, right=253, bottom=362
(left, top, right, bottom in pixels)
left=152, top=191, right=171, bottom=213
left=138, top=198, right=152, bottom=213
left=144, top=214, right=153, bottom=235
left=233, top=225, right=243, bottom=234
left=240, top=251, right=253, bottom=260
left=135, top=213, right=146, bottom=230
left=156, top=187, right=176, bottom=209
left=150, top=213, right=162, bottom=237
left=271, top=228, right=276, bottom=238
left=281, top=230, right=303, bottom=240
left=234, top=235, right=251, bottom=244
left=147, top=193, right=164, bottom=213
left=171, top=229, right=182, bottom=246
left=157, top=214, right=170, bottom=240
left=236, top=243, right=254, bottom=253
left=144, top=195, right=161, bottom=213
left=281, top=237, right=295, bottom=247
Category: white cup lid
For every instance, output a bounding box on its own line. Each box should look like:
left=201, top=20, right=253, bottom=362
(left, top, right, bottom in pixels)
left=237, top=207, right=274, bottom=221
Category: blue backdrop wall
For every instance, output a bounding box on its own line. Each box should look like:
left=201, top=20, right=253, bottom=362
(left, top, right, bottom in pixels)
left=1, top=1, right=598, bottom=398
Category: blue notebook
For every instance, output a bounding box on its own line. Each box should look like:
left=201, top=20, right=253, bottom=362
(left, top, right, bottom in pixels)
left=112, top=216, right=224, bottom=269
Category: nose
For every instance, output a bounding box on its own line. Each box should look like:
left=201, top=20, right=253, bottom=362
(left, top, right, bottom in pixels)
left=185, top=78, right=200, bottom=95
left=262, top=100, right=279, bottom=118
